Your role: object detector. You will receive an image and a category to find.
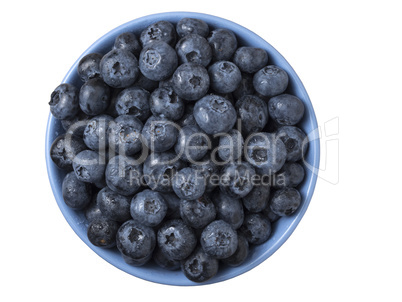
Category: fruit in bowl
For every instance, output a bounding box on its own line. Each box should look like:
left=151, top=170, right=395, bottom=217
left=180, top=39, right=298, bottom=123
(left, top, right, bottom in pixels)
left=46, top=12, right=319, bottom=285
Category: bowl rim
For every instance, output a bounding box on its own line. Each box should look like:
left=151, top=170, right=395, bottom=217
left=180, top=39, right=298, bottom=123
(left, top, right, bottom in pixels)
left=45, top=11, right=320, bottom=286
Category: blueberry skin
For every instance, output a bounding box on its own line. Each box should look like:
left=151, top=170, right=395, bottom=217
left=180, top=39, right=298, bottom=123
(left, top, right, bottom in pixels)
left=220, top=162, right=256, bottom=198
left=272, top=162, right=305, bottom=189
left=50, top=134, right=86, bottom=171
left=141, top=116, right=178, bottom=152
left=108, top=115, right=143, bottom=156
left=208, top=61, right=242, bottom=94
left=213, top=190, right=244, bottom=229
left=115, top=87, right=151, bottom=122
left=116, top=220, right=156, bottom=264
left=85, top=194, right=105, bottom=223
left=130, top=189, right=168, bottom=227
left=180, top=195, right=216, bottom=229
left=176, top=34, right=212, bottom=67
left=105, top=155, right=143, bottom=196
left=77, top=53, right=103, bottom=82
left=200, top=220, right=238, bottom=259
left=172, top=167, right=206, bottom=201
left=181, top=246, right=219, bottom=283
left=270, top=187, right=301, bottom=216
left=87, top=218, right=120, bottom=248
left=218, top=129, right=244, bottom=162
left=150, top=87, right=184, bottom=121
left=253, top=65, right=289, bottom=97
left=132, top=73, right=159, bottom=92
left=79, top=78, right=111, bottom=116
left=49, top=83, right=79, bottom=120
left=143, top=151, right=185, bottom=193
left=190, top=154, right=220, bottom=193
left=153, top=247, right=181, bottom=271
left=62, top=172, right=92, bottom=210
left=232, top=73, right=255, bottom=100
left=162, top=192, right=181, bottom=219
left=72, top=150, right=106, bottom=183
left=240, top=213, right=272, bottom=245
left=233, top=47, right=269, bottom=74
left=113, top=32, right=141, bottom=57
left=194, top=94, right=237, bottom=135
left=139, top=41, right=178, bottom=81
left=207, top=28, right=237, bottom=62
left=235, top=95, right=269, bottom=137
left=157, top=219, right=197, bottom=260
left=176, top=18, right=210, bottom=38
left=245, top=132, right=287, bottom=175
left=61, top=111, right=90, bottom=137
left=100, top=49, right=139, bottom=88
left=172, top=63, right=210, bottom=101
left=83, top=114, right=113, bottom=151
left=261, top=203, right=280, bottom=223
left=174, top=124, right=210, bottom=162
left=140, top=21, right=176, bottom=47
left=242, top=182, right=270, bottom=213
left=221, top=233, right=249, bottom=267
left=97, top=186, right=132, bottom=222
left=177, top=103, right=197, bottom=127
left=268, top=94, right=305, bottom=127
left=276, top=126, right=308, bottom=162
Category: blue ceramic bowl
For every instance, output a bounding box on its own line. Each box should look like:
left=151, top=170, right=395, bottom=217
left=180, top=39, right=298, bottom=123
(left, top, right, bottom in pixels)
left=45, top=12, right=320, bottom=286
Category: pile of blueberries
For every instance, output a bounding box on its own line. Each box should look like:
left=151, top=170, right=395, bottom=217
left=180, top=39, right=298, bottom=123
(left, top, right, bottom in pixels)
left=49, top=18, right=308, bottom=283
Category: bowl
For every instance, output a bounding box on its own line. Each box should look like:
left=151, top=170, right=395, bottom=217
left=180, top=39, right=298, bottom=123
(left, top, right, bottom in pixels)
left=45, top=11, right=320, bottom=286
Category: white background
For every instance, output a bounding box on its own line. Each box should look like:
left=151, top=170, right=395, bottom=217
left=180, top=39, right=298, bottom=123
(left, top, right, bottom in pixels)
left=1, top=0, right=401, bottom=301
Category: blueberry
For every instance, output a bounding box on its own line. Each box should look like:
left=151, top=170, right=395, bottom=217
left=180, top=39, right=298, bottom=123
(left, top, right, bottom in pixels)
left=49, top=83, right=79, bottom=120
left=172, top=167, right=206, bottom=200
left=62, top=171, right=92, bottom=210
left=181, top=246, right=219, bottom=283
left=174, top=124, right=210, bottom=162
left=177, top=103, right=197, bottom=127
left=50, top=134, right=86, bottom=171
left=153, top=247, right=181, bottom=271
left=87, top=218, right=120, bottom=248
left=132, top=73, right=159, bottom=92
left=207, top=28, right=237, bottom=62
left=113, top=32, right=141, bottom=57
left=140, top=21, right=176, bottom=47
left=73, top=150, right=106, bottom=183
left=83, top=114, right=113, bottom=151
left=270, top=187, right=301, bottom=216
left=130, top=189, right=168, bottom=227
left=193, top=94, right=237, bottom=135
left=244, top=132, right=287, bottom=175
left=242, top=182, right=270, bottom=213
left=172, top=63, right=210, bottom=101
left=240, top=213, right=271, bottom=245
left=115, top=87, right=151, bottom=122
left=149, top=87, right=184, bottom=121
left=253, top=65, right=289, bottom=97
left=161, top=193, right=181, bottom=219
left=180, top=195, right=216, bottom=229
left=116, top=220, right=156, bottom=265
left=271, top=162, right=305, bottom=189
left=213, top=190, right=244, bottom=229
left=105, top=88, right=122, bottom=118
left=208, top=61, right=242, bottom=94
left=221, top=233, right=249, bottom=267
left=276, top=126, right=308, bottom=162
left=176, top=34, right=212, bottom=67
left=261, top=203, right=280, bottom=223
left=61, top=111, right=90, bottom=137
left=158, top=75, right=174, bottom=89
left=97, top=186, right=131, bottom=222
left=189, top=154, right=220, bottom=193
left=157, top=219, right=197, bottom=260
left=108, top=115, right=143, bottom=156
left=268, top=94, right=305, bottom=126
left=232, top=73, right=255, bottom=100
left=176, top=18, right=210, bottom=38
left=100, top=49, right=139, bottom=88
left=141, top=116, right=178, bottom=152
left=217, top=129, right=244, bottom=162
left=139, top=41, right=178, bottom=81
left=143, top=151, right=185, bottom=193
left=235, top=95, right=269, bottom=137
left=79, top=78, right=111, bottom=116
left=200, top=220, right=238, bottom=259
left=220, top=162, right=256, bottom=198
left=105, top=155, right=143, bottom=196
left=233, top=47, right=269, bottom=74
left=77, top=53, right=103, bottom=82
left=85, top=194, right=105, bottom=223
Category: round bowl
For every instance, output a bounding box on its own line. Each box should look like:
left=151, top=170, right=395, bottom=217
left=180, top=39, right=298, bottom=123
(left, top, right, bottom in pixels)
left=45, top=11, right=320, bottom=286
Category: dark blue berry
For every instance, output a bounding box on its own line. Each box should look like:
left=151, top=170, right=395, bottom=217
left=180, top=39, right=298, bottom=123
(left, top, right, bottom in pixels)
left=115, top=87, right=151, bottom=122
left=73, top=150, right=106, bottom=183
left=176, top=34, right=212, bottom=67
left=79, top=78, right=111, bottom=116
left=221, top=233, right=249, bottom=267
left=50, top=134, right=86, bottom=171
left=174, top=124, right=210, bottom=162
left=268, top=94, right=305, bottom=126
left=235, top=95, right=268, bottom=137
left=200, top=220, right=238, bottom=259
left=207, top=28, right=237, bottom=62
left=232, top=73, right=255, bottom=100
left=62, top=171, right=92, bottom=210
left=189, top=154, right=220, bottom=193
left=177, top=103, right=197, bottom=127
left=218, top=129, right=244, bottom=162
left=176, top=18, right=210, bottom=38
left=161, top=192, right=181, bottom=219
left=108, top=115, right=143, bottom=156
left=150, top=87, right=184, bottom=121
left=77, top=53, right=103, bottom=82
left=49, top=83, right=79, bottom=120
left=132, top=73, right=159, bottom=92
left=153, top=247, right=181, bottom=271
left=213, top=190, right=244, bottom=229
left=276, top=126, right=308, bottom=162
left=87, top=218, right=120, bottom=248
left=262, top=203, right=280, bottom=223
left=172, top=167, right=206, bottom=200
left=140, top=21, right=176, bottom=47
left=242, top=182, right=270, bottom=213
left=208, top=61, right=242, bottom=94
left=97, top=186, right=131, bottom=222
left=253, top=65, right=289, bottom=97
left=270, top=187, right=301, bottom=216
left=172, top=63, right=210, bottom=101
left=181, top=246, right=219, bottom=283
left=61, top=111, right=90, bottom=137
left=180, top=195, right=216, bottom=229
left=85, top=194, right=105, bottom=223
left=83, top=114, right=113, bottom=151
left=233, top=47, right=268, bottom=74
left=130, top=189, right=168, bottom=227
left=113, top=32, right=141, bottom=57
left=219, top=162, right=256, bottom=198
left=271, top=162, right=305, bottom=189
left=141, top=116, right=178, bottom=152
left=240, top=213, right=271, bottom=245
